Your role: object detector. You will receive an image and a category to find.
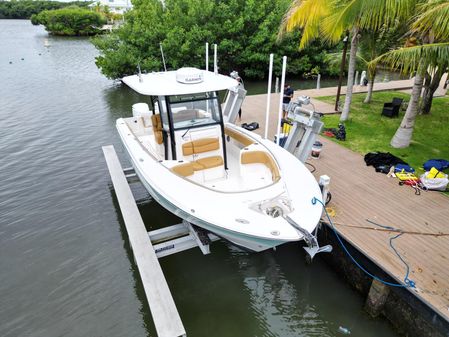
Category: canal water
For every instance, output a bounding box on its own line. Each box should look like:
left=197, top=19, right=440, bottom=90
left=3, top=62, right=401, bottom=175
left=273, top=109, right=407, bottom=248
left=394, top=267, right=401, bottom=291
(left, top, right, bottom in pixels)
left=0, top=20, right=401, bottom=337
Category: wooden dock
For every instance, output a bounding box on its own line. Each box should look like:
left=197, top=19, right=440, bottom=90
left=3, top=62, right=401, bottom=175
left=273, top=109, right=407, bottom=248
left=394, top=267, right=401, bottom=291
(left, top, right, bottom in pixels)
left=102, top=145, right=186, bottom=337
left=314, top=138, right=449, bottom=323
left=240, top=84, right=449, bottom=324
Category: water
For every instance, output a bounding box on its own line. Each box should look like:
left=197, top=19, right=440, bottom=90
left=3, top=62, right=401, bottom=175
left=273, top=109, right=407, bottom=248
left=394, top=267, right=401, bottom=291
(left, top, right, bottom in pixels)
left=243, top=65, right=406, bottom=95
left=0, top=20, right=401, bottom=337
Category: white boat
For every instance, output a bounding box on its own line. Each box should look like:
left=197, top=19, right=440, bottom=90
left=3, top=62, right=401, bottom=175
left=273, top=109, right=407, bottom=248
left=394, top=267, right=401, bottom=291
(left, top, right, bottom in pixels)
left=117, top=67, right=323, bottom=252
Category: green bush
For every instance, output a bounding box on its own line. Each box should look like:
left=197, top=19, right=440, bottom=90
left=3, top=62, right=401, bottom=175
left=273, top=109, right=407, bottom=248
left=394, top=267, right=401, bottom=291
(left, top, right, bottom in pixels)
left=92, top=0, right=339, bottom=80
left=0, top=0, right=90, bottom=20
left=31, top=6, right=106, bottom=36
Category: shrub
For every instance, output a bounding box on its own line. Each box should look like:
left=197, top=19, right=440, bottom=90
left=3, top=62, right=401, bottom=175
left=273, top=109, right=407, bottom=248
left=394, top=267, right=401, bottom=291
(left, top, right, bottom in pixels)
left=31, top=6, right=106, bottom=36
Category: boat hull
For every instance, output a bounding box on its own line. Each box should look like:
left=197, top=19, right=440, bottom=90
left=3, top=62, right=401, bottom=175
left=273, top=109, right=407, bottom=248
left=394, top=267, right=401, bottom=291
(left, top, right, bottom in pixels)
left=131, top=160, right=293, bottom=252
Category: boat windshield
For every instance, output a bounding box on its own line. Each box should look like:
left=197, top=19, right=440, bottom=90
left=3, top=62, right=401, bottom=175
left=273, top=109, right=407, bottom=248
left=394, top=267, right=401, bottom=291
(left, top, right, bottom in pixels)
left=167, top=92, right=221, bottom=130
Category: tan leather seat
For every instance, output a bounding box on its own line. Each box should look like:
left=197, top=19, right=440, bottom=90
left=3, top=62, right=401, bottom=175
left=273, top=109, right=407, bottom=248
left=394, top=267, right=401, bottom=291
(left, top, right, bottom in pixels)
left=224, top=127, right=254, bottom=147
left=241, top=151, right=280, bottom=182
left=171, top=162, right=194, bottom=177
left=151, top=114, right=163, bottom=144
left=171, top=156, right=224, bottom=177
left=195, top=156, right=224, bottom=169
left=182, top=137, right=220, bottom=156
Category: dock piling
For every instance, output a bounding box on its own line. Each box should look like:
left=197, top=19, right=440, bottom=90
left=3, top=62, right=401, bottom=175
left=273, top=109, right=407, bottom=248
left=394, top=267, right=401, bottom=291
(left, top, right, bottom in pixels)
left=365, top=279, right=391, bottom=318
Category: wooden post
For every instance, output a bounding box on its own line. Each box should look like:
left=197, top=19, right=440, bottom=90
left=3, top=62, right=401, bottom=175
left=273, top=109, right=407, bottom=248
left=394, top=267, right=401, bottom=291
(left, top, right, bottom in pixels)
left=365, top=279, right=390, bottom=318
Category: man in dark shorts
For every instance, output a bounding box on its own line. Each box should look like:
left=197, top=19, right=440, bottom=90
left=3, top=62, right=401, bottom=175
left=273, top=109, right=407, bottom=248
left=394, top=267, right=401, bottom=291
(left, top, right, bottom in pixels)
left=283, top=84, right=294, bottom=117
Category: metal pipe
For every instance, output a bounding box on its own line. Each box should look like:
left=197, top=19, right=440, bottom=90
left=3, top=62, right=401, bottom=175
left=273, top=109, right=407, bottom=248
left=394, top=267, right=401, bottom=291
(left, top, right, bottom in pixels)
left=316, top=73, right=321, bottom=89
left=213, top=44, right=217, bottom=74
left=205, top=42, right=209, bottom=71
left=264, top=54, right=274, bottom=139
left=276, top=56, right=287, bottom=145
left=335, top=33, right=349, bottom=111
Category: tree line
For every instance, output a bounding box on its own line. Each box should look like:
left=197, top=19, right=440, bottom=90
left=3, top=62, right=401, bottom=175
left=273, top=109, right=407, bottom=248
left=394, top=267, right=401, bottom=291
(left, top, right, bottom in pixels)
left=0, top=0, right=90, bottom=19
left=92, top=0, right=341, bottom=80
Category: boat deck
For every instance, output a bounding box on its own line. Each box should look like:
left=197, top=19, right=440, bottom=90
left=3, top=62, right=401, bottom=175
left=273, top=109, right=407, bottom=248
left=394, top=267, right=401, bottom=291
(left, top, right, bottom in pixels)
left=312, top=137, right=449, bottom=323
left=138, top=134, right=274, bottom=192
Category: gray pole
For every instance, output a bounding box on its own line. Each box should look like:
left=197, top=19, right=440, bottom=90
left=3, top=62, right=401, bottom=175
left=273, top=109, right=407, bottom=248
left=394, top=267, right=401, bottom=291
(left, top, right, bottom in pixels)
left=335, top=33, right=349, bottom=111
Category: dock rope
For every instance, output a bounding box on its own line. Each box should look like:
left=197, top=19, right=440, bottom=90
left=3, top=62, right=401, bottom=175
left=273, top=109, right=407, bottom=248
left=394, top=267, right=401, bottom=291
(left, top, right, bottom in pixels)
left=312, top=197, right=416, bottom=288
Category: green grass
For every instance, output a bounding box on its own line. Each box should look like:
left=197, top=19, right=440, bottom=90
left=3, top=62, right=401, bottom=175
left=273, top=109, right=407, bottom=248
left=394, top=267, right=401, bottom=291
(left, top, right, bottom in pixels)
left=317, top=91, right=449, bottom=175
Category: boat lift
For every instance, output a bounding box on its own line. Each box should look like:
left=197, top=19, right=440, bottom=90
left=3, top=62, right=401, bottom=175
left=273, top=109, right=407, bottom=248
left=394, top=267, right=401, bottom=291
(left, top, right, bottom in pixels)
left=280, top=96, right=332, bottom=261
left=282, top=95, right=325, bottom=163
left=123, top=166, right=220, bottom=258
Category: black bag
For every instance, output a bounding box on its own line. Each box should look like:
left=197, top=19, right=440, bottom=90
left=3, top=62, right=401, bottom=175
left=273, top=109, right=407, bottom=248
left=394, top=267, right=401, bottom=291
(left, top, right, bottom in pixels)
left=336, top=123, right=346, bottom=141
left=241, top=122, right=259, bottom=131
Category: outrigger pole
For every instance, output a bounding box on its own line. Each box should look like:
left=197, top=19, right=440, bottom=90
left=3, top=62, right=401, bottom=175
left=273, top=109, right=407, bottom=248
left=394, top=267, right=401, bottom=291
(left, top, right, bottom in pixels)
left=276, top=56, right=287, bottom=145
left=213, top=44, right=218, bottom=74
left=264, top=53, right=274, bottom=139
left=205, top=42, right=209, bottom=71
left=159, top=42, right=167, bottom=72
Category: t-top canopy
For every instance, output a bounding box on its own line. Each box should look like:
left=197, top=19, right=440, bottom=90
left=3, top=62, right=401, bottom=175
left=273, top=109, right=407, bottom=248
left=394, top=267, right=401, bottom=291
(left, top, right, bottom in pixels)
left=122, top=68, right=239, bottom=96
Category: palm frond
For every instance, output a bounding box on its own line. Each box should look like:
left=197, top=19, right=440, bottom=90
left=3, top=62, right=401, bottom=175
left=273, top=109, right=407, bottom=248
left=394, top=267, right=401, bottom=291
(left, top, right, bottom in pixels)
left=321, top=0, right=363, bottom=43
left=413, top=1, right=449, bottom=41
left=321, top=0, right=415, bottom=43
left=278, top=0, right=331, bottom=48
left=326, top=51, right=367, bottom=66
left=359, top=0, right=416, bottom=30
left=369, top=42, right=449, bottom=74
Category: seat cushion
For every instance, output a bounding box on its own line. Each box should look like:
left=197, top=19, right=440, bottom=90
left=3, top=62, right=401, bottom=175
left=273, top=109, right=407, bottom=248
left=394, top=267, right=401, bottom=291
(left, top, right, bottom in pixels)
left=224, top=127, right=254, bottom=147
left=182, top=137, right=220, bottom=156
left=241, top=151, right=280, bottom=182
left=151, top=114, right=162, bottom=131
left=195, top=156, right=224, bottom=169
left=171, top=163, right=194, bottom=177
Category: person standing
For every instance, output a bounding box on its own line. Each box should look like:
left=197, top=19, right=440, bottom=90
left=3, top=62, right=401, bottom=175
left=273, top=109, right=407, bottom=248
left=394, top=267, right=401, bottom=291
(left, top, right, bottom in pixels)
left=283, top=84, right=294, bottom=118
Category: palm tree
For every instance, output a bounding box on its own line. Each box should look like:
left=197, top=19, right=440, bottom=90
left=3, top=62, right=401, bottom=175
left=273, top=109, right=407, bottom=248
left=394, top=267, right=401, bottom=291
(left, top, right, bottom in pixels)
left=279, top=0, right=414, bottom=121
left=420, top=61, right=448, bottom=114
left=359, top=24, right=406, bottom=103
left=371, top=0, right=449, bottom=148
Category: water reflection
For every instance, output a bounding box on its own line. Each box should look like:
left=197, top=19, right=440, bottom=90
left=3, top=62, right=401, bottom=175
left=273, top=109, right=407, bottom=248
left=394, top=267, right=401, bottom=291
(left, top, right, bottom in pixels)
left=102, top=82, right=145, bottom=121
left=232, top=247, right=332, bottom=337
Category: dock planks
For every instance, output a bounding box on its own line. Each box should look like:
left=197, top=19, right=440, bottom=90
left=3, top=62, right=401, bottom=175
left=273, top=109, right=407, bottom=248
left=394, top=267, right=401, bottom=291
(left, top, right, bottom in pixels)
left=312, top=138, right=449, bottom=322
left=102, top=145, right=186, bottom=337
left=242, top=85, right=449, bottom=322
